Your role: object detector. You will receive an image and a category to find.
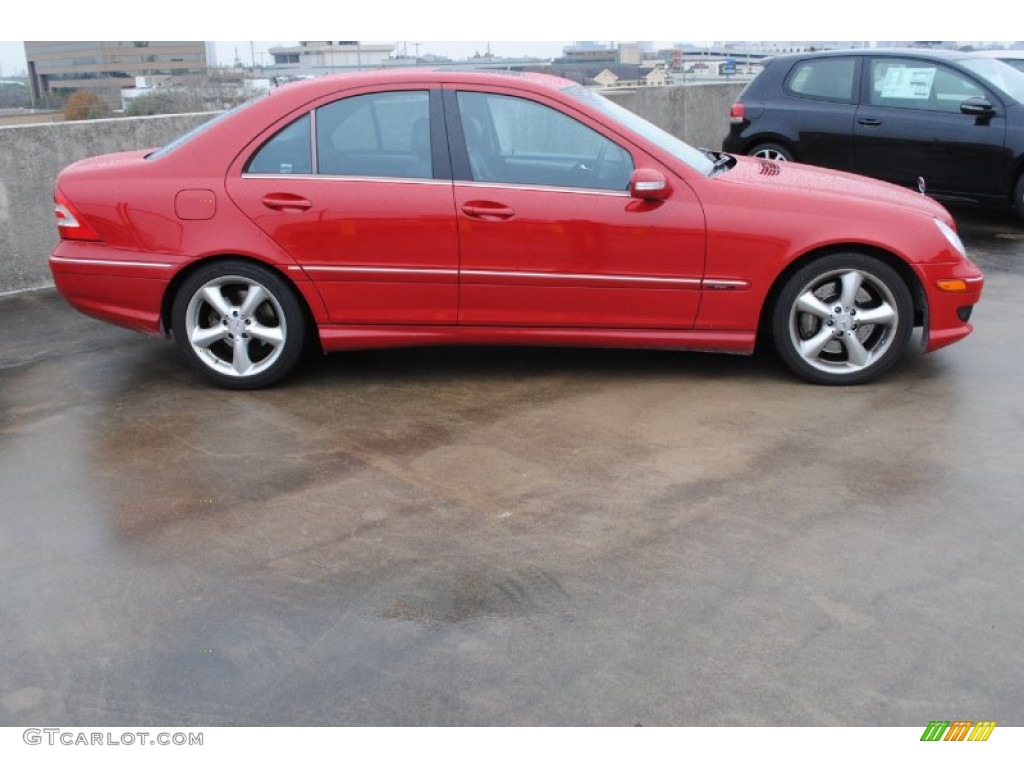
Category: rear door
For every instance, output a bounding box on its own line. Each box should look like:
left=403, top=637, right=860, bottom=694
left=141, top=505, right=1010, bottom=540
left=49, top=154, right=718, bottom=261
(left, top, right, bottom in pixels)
left=226, top=86, right=460, bottom=325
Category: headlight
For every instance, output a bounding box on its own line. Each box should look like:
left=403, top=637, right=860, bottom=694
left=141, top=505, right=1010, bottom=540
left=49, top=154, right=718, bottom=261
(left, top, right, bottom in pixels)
left=934, top=218, right=966, bottom=258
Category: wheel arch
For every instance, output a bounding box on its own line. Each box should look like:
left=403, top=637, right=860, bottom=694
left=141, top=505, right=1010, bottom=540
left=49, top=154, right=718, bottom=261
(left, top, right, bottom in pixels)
left=160, top=255, right=321, bottom=351
left=1013, top=160, right=1024, bottom=214
left=757, top=243, right=927, bottom=347
left=743, top=135, right=797, bottom=160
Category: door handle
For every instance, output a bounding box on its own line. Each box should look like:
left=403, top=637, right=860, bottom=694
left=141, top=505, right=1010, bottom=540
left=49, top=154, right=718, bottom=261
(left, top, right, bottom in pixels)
left=857, top=117, right=882, bottom=127
left=461, top=201, right=515, bottom=220
left=261, top=193, right=313, bottom=212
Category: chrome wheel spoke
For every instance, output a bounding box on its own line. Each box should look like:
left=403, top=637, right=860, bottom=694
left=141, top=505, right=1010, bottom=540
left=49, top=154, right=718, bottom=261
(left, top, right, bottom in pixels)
left=231, top=338, right=254, bottom=375
left=799, top=326, right=835, bottom=360
left=190, top=324, right=228, bottom=348
left=796, top=290, right=833, bottom=320
left=841, top=333, right=870, bottom=367
left=248, top=321, right=284, bottom=347
left=200, top=285, right=234, bottom=318
left=838, top=270, right=864, bottom=309
left=239, top=284, right=268, bottom=317
left=856, top=303, right=896, bottom=327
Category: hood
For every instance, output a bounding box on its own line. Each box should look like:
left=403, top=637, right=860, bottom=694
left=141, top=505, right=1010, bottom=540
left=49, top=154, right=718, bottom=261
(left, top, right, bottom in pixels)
left=721, top=155, right=952, bottom=222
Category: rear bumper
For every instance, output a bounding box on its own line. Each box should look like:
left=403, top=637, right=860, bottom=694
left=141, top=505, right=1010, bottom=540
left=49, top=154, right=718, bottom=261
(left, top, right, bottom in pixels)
left=49, top=243, right=170, bottom=336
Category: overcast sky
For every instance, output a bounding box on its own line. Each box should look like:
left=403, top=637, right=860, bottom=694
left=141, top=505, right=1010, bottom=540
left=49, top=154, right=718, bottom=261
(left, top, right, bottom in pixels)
left=0, top=41, right=625, bottom=77
left=2, top=1, right=1015, bottom=77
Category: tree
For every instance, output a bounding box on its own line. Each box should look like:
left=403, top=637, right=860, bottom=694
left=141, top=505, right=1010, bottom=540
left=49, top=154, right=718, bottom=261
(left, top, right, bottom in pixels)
left=63, top=90, right=108, bottom=121
left=0, top=83, right=30, bottom=109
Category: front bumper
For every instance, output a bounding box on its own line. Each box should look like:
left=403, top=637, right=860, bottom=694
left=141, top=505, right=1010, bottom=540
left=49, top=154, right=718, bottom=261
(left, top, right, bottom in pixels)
left=917, top=259, right=984, bottom=353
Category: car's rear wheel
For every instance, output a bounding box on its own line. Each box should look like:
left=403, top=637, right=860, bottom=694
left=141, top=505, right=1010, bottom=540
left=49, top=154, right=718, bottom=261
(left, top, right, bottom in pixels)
left=771, top=253, right=913, bottom=385
left=748, top=143, right=793, bottom=162
left=171, top=260, right=306, bottom=389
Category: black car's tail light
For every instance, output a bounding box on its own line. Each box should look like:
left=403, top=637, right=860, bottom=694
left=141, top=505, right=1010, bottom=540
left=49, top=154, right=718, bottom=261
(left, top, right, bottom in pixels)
left=729, top=103, right=746, bottom=124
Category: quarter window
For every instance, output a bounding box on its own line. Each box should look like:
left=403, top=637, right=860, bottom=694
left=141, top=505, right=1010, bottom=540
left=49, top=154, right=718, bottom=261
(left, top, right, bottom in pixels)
left=785, top=57, right=856, bottom=102
left=245, top=113, right=312, bottom=174
left=456, top=91, right=633, bottom=190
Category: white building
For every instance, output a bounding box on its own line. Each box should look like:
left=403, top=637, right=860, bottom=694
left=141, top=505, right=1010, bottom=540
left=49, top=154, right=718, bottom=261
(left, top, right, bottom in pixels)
left=268, top=41, right=394, bottom=72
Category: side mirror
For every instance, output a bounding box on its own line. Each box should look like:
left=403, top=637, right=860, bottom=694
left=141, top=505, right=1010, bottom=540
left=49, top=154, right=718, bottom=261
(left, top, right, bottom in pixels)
left=629, top=168, right=670, bottom=201
left=960, top=97, right=995, bottom=116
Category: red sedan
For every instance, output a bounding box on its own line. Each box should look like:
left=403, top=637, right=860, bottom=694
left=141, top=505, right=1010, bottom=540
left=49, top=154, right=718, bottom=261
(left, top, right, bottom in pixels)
left=50, top=70, right=983, bottom=388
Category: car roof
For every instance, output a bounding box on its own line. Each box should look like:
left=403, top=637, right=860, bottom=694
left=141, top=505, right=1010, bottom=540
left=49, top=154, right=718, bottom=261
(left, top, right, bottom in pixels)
left=269, top=68, right=577, bottom=101
left=964, top=49, right=1024, bottom=60
left=765, top=47, right=991, bottom=65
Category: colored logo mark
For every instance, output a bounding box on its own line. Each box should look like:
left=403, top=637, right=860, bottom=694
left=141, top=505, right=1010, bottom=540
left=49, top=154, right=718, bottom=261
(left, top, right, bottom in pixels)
left=920, top=721, right=996, bottom=742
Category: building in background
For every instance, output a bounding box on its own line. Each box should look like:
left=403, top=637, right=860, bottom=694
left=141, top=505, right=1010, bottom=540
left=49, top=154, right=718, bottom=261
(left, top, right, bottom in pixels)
left=24, top=41, right=209, bottom=109
left=267, top=41, right=394, bottom=73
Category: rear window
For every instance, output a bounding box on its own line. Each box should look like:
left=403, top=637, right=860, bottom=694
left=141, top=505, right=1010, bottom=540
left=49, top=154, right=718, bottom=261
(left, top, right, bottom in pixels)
left=147, top=96, right=267, bottom=160
left=785, top=57, right=857, bottom=102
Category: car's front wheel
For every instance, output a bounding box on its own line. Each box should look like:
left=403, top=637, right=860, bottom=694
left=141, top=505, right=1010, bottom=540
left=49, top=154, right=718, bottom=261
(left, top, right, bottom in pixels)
left=171, top=260, right=307, bottom=389
left=771, top=254, right=914, bottom=385
left=748, top=143, right=793, bottom=162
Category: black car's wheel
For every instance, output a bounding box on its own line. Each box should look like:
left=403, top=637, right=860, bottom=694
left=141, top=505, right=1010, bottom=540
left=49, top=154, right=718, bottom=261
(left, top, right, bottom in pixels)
left=748, top=143, right=793, bottom=162
left=771, top=253, right=914, bottom=385
left=171, top=260, right=307, bottom=389
left=1014, top=173, right=1024, bottom=221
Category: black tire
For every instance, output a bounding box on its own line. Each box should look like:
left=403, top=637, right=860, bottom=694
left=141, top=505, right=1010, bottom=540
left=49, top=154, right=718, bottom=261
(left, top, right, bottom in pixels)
left=171, top=260, right=307, bottom=389
left=771, top=253, right=914, bottom=385
left=1014, top=172, right=1024, bottom=221
left=748, top=142, right=794, bottom=162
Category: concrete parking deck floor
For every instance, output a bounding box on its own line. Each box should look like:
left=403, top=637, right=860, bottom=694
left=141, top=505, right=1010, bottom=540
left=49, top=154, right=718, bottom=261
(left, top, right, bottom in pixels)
left=2, top=210, right=1022, bottom=726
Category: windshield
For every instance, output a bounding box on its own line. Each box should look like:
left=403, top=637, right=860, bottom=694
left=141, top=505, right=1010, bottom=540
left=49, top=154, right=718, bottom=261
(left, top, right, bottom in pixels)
left=960, top=58, right=1024, bottom=103
left=564, top=85, right=716, bottom=175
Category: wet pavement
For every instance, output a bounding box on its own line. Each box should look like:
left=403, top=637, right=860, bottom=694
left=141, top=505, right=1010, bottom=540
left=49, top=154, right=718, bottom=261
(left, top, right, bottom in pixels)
left=2, top=209, right=1023, bottom=726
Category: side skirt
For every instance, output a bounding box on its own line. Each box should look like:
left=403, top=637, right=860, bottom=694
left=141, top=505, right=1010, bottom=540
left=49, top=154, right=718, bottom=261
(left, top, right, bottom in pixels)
left=318, top=325, right=756, bottom=355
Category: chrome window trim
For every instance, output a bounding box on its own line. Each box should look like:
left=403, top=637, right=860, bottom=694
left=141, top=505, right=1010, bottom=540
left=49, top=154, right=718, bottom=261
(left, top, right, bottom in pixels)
left=455, top=181, right=631, bottom=197
left=241, top=173, right=451, bottom=186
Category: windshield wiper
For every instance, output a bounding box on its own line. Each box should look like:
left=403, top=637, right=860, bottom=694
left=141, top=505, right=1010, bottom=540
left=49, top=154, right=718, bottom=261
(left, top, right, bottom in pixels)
left=699, top=147, right=736, bottom=176
left=709, top=150, right=736, bottom=176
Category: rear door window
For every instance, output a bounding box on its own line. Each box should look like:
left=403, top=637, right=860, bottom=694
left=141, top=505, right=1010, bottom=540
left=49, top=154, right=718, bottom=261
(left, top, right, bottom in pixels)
left=316, top=91, right=432, bottom=179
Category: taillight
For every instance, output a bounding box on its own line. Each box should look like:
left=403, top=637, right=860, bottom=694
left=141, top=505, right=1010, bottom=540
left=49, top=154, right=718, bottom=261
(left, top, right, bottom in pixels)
left=54, top=191, right=102, bottom=242
left=729, top=103, right=746, bottom=125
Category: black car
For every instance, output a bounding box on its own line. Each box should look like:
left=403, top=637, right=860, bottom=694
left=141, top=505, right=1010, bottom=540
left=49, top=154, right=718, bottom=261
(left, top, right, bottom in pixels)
left=722, top=49, right=1024, bottom=219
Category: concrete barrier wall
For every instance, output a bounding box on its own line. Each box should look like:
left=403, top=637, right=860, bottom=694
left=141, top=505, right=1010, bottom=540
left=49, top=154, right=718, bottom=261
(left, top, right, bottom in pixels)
left=601, top=82, right=744, bottom=155
left=0, top=113, right=217, bottom=295
left=0, top=83, right=744, bottom=295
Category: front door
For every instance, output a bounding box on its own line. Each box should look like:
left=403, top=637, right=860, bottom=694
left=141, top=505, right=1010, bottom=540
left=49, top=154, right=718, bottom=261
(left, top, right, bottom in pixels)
left=854, top=57, right=1008, bottom=197
left=447, top=87, right=706, bottom=329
